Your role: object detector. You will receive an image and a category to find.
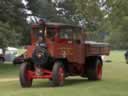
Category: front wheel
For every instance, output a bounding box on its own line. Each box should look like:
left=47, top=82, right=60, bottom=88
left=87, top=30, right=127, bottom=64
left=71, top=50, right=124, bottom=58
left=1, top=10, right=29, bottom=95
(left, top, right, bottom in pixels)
left=52, top=61, right=65, bottom=86
left=19, top=63, right=32, bottom=88
left=87, top=57, right=103, bottom=80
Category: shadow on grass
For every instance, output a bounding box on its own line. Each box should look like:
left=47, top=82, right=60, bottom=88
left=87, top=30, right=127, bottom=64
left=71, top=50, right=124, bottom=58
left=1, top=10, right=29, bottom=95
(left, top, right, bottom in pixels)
left=31, top=77, right=97, bottom=88
left=64, top=78, right=90, bottom=86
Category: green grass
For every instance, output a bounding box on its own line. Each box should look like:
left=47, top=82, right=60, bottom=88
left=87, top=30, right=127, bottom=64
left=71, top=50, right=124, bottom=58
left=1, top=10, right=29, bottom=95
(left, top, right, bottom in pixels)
left=0, top=50, right=128, bottom=96
left=0, top=64, right=19, bottom=78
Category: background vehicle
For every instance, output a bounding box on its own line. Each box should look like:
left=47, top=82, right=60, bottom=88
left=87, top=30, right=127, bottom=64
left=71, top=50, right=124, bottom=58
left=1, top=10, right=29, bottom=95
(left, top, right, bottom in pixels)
left=13, top=54, right=24, bottom=65
left=0, top=54, right=5, bottom=64
left=19, top=20, right=110, bottom=87
left=0, top=47, right=18, bottom=63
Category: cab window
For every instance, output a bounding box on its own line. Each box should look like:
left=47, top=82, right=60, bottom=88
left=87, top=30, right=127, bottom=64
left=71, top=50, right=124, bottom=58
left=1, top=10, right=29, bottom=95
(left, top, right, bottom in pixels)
left=73, top=28, right=81, bottom=41
left=59, top=28, right=73, bottom=40
left=47, top=28, right=56, bottom=39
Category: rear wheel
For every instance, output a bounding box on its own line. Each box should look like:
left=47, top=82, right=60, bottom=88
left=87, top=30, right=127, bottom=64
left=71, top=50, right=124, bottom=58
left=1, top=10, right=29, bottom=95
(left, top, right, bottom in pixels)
left=19, top=63, right=32, bottom=88
left=52, top=61, right=65, bottom=86
left=87, top=57, right=103, bottom=80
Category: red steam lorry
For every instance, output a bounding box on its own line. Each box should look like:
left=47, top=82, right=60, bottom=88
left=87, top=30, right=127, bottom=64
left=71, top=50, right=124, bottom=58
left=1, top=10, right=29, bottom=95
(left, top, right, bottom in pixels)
left=19, top=20, right=110, bottom=87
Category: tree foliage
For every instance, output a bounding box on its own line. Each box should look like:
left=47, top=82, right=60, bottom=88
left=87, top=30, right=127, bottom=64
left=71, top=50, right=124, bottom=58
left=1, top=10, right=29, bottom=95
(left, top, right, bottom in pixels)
left=0, top=0, right=128, bottom=49
left=26, top=0, right=62, bottom=22
left=0, top=0, right=30, bottom=48
left=105, top=0, right=128, bottom=49
left=73, top=0, right=128, bottom=49
left=0, top=21, right=20, bottom=53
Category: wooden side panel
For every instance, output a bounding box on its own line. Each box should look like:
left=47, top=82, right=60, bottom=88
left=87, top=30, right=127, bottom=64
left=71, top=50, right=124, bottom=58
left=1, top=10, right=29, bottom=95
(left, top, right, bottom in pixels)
left=47, top=42, right=86, bottom=64
left=85, top=44, right=110, bottom=56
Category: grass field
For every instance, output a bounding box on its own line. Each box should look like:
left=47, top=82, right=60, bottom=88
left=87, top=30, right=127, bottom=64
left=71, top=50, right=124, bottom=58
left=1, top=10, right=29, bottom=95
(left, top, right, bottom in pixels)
left=0, top=64, right=18, bottom=78
left=0, top=50, right=128, bottom=96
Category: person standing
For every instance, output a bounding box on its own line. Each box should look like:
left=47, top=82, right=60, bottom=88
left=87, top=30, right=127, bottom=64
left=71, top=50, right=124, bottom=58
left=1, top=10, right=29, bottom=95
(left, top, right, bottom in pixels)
left=125, top=50, right=128, bottom=64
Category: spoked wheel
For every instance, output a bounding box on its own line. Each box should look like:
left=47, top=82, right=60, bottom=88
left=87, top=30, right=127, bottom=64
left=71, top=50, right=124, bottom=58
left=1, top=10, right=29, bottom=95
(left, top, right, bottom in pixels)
left=19, top=63, right=32, bottom=88
left=87, top=57, right=103, bottom=80
left=97, top=62, right=102, bottom=80
left=52, top=61, right=65, bottom=86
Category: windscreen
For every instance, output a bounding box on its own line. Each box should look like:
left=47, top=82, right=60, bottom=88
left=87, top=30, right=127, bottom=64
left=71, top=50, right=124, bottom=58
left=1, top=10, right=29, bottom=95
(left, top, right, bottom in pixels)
left=59, top=28, right=81, bottom=40
left=32, top=27, right=45, bottom=42
left=59, top=28, right=73, bottom=40
left=47, top=28, right=56, bottom=39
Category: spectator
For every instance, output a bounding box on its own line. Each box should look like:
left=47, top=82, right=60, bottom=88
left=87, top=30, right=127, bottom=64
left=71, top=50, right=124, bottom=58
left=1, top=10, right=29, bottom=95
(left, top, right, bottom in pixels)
left=124, top=50, right=128, bottom=64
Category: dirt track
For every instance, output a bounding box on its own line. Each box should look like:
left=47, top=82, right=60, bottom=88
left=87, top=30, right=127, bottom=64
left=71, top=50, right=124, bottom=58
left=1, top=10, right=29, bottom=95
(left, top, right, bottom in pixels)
left=0, top=78, right=18, bottom=82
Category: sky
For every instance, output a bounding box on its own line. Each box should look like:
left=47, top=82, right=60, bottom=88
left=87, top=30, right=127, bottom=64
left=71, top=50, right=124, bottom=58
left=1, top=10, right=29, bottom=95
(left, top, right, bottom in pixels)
left=22, top=0, right=27, bottom=6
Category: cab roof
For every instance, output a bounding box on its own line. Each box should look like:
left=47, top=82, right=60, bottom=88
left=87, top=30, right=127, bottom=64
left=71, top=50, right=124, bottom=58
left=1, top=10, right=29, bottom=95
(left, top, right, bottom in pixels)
left=46, top=22, right=81, bottom=28
left=32, top=22, right=82, bottom=29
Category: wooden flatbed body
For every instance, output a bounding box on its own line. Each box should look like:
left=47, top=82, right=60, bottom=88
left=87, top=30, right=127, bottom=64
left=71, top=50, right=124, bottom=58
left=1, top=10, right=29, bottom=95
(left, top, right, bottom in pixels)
left=85, top=41, right=110, bottom=56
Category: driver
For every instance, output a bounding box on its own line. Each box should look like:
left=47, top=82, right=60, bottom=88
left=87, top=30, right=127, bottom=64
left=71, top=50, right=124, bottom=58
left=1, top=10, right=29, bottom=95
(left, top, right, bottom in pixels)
left=34, top=30, right=45, bottom=76
left=36, top=30, right=45, bottom=45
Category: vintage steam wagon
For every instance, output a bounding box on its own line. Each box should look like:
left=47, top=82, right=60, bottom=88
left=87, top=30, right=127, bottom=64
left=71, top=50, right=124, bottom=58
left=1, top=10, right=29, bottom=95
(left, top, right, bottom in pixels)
left=19, top=20, right=110, bottom=87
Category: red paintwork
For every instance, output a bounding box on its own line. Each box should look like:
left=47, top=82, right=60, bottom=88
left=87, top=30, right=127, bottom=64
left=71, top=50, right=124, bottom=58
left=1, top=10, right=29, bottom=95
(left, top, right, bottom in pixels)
left=46, top=41, right=86, bottom=64
left=97, top=64, right=102, bottom=80
left=27, top=69, right=52, bottom=79
left=25, top=45, right=35, bottom=58
left=58, top=67, right=64, bottom=84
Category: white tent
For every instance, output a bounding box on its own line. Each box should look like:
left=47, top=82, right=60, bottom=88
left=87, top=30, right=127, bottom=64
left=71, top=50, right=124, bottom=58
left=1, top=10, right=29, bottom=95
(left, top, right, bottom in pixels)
left=7, top=47, right=18, bottom=51
left=0, top=49, right=2, bottom=54
left=5, top=47, right=18, bottom=61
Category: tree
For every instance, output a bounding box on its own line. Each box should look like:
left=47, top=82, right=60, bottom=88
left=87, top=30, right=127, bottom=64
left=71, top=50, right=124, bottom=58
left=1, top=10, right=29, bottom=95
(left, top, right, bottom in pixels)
left=74, top=0, right=106, bottom=32
left=0, top=0, right=30, bottom=46
left=105, top=0, right=128, bottom=49
left=0, top=22, right=20, bottom=54
left=74, top=0, right=128, bottom=49
left=54, top=0, right=78, bottom=24
left=26, top=0, right=62, bottom=22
